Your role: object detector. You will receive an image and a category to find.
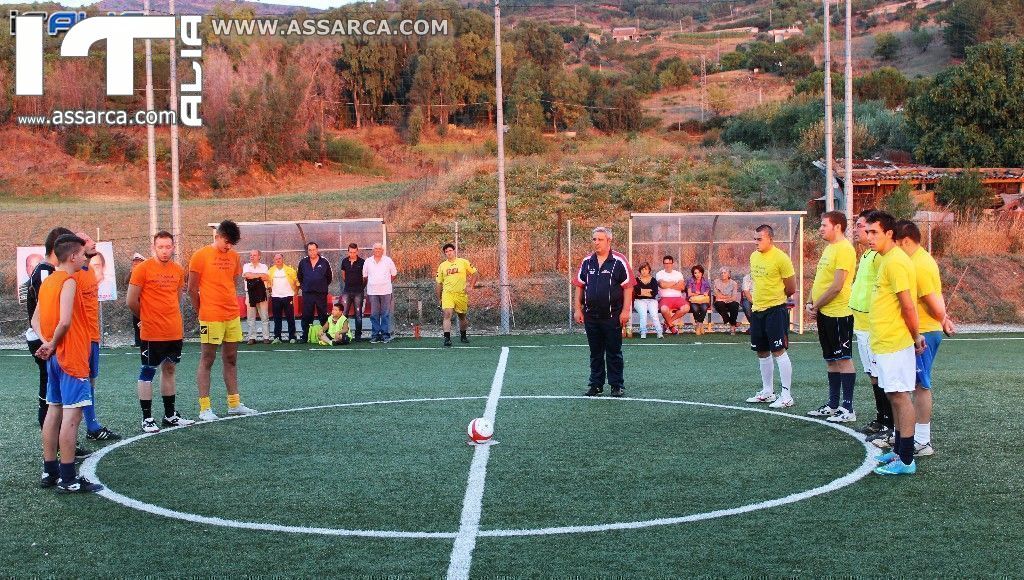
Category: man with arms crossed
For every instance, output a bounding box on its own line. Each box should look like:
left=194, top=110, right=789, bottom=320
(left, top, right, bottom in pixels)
left=806, top=211, right=858, bottom=423
left=189, top=220, right=258, bottom=421
left=894, top=220, right=956, bottom=457
left=33, top=234, right=103, bottom=492
left=339, top=243, right=366, bottom=342
left=128, top=231, right=195, bottom=433
left=75, top=232, right=120, bottom=443
left=864, top=211, right=924, bottom=475
left=745, top=225, right=798, bottom=408
left=436, top=243, right=479, bottom=347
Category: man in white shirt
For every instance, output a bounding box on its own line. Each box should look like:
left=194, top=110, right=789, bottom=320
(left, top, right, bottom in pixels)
left=656, top=255, right=689, bottom=334
left=242, top=250, right=270, bottom=344
left=362, top=243, right=398, bottom=344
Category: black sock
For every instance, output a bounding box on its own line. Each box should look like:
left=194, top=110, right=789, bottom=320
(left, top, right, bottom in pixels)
left=898, top=436, right=915, bottom=465
left=43, top=459, right=59, bottom=476
left=872, top=383, right=893, bottom=427
left=460, top=330, right=467, bottom=339
left=58, top=462, right=75, bottom=482
left=163, top=395, right=176, bottom=417
left=444, top=332, right=451, bottom=339
left=140, top=399, right=152, bottom=420
left=826, top=372, right=841, bottom=408
left=840, top=373, right=856, bottom=410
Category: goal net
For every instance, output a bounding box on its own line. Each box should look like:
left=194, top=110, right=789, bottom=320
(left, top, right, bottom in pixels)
left=628, top=212, right=807, bottom=332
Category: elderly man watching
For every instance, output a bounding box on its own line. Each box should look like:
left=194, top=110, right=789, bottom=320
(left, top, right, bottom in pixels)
left=713, top=267, right=741, bottom=335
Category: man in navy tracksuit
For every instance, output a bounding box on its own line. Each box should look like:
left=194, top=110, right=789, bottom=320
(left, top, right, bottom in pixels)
left=573, top=226, right=634, bottom=397
left=296, top=241, right=333, bottom=342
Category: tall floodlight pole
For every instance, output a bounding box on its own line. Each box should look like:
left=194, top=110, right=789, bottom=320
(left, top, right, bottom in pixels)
left=844, top=0, right=854, bottom=225
left=494, top=0, right=511, bottom=335
left=823, top=0, right=834, bottom=212
left=169, top=0, right=182, bottom=261
left=144, top=0, right=157, bottom=237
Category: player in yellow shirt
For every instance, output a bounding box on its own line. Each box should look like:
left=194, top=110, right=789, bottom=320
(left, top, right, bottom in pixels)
left=895, top=220, right=957, bottom=459
left=744, top=224, right=798, bottom=409
left=864, top=211, right=925, bottom=476
left=806, top=211, right=858, bottom=423
left=436, top=243, right=479, bottom=347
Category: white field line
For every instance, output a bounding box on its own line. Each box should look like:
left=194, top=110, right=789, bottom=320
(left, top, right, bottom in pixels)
left=446, top=346, right=510, bottom=580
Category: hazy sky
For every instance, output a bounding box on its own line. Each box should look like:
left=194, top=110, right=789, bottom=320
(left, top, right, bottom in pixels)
left=0, top=0, right=359, bottom=8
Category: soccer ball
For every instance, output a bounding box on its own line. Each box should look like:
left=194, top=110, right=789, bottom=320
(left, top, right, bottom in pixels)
left=467, top=417, right=493, bottom=444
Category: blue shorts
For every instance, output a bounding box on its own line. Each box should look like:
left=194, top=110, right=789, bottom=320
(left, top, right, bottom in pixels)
left=89, top=341, right=100, bottom=379
left=750, top=304, right=789, bottom=353
left=45, top=357, right=93, bottom=408
left=915, top=331, right=943, bottom=389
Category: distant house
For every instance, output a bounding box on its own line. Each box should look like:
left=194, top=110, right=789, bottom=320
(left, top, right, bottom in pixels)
left=611, top=26, right=639, bottom=42
left=765, top=26, right=803, bottom=43
left=815, top=159, right=1024, bottom=213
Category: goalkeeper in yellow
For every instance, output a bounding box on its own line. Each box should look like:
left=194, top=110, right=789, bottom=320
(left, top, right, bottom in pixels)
left=436, top=243, right=479, bottom=347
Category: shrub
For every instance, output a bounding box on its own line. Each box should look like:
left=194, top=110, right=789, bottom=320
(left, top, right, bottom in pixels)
left=325, top=137, right=374, bottom=169
left=873, top=32, right=902, bottom=60
left=935, top=171, right=991, bottom=215
left=505, top=126, right=549, bottom=156
left=883, top=181, right=919, bottom=220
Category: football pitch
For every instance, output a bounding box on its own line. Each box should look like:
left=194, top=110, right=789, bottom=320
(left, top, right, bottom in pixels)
left=2, top=333, right=1022, bottom=576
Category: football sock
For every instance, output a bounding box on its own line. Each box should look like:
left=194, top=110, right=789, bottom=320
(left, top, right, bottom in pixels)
left=460, top=330, right=467, bottom=339
left=199, top=397, right=211, bottom=413
left=758, top=357, right=774, bottom=392
left=58, top=462, right=76, bottom=482
left=140, top=399, right=153, bottom=420
left=163, top=395, right=176, bottom=417
left=83, top=403, right=102, bottom=433
left=898, top=436, right=915, bottom=465
left=43, top=460, right=59, bottom=477
left=444, top=332, right=451, bottom=340
left=915, top=422, right=931, bottom=445
left=227, top=393, right=240, bottom=408
left=872, top=383, right=893, bottom=427
left=840, top=373, right=856, bottom=410
left=776, top=352, right=793, bottom=397
left=827, top=372, right=841, bottom=408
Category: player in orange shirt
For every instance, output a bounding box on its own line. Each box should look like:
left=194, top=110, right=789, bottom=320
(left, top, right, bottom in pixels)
left=128, top=231, right=196, bottom=433
left=188, top=220, right=258, bottom=421
left=74, top=232, right=121, bottom=443
left=32, top=234, right=103, bottom=493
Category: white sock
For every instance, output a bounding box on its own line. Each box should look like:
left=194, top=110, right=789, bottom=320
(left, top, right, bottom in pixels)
left=915, top=422, right=931, bottom=445
left=758, top=357, right=774, bottom=393
left=776, top=352, right=793, bottom=398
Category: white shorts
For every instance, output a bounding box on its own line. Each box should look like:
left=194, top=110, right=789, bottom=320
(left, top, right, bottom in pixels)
left=875, top=345, right=916, bottom=393
left=854, top=330, right=877, bottom=377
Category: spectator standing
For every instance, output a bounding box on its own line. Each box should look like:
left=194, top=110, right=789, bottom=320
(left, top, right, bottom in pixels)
left=129, top=252, right=146, bottom=347
left=268, top=253, right=299, bottom=344
left=296, top=242, right=333, bottom=343
left=242, top=250, right=271, bottom=344
left=633, top=263, right=662, bottom=339
left=362, top=243, right=398, bottom=343
left=338, top=243, right=366, bottom=341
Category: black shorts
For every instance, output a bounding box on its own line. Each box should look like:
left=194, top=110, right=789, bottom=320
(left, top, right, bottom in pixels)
left=140, top=340, right=183, bottom=367
left=749, top=304, right=789, bottom=353
left=817, top=313, right=853, bottom=361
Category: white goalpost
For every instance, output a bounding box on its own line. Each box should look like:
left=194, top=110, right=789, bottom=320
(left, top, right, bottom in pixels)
left=629, top=211, right=807, bottom=333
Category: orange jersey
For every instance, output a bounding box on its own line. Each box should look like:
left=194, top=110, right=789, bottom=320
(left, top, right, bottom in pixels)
left=130, top=258, right=186, bottom=341
left=37, top=271, right=91, bottom=379
left=189, top=245, right=242, bottom=322
left=74, top=268, right=101, bottom=342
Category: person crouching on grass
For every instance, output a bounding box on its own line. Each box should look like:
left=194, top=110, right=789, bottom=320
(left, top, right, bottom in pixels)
left=318, top=303, right=352, bottom=346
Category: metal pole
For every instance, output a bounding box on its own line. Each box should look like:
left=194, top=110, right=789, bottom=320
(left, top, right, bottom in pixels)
left=627, top=216, right=633, bottom=267
left=798, top=215, right=805, bottom=334
left=144, top=0, right=157, bottom=238
left=494, top=0, right=511, bottom=335
left=454, top=220, right=459, bottom=254
left=844, top=0, right=854, bottom=225
left=169, top=0, right=182, bottom=261
left=567, top=219, right=573, bottom=332
left=823, top=0, right=834, bottom=212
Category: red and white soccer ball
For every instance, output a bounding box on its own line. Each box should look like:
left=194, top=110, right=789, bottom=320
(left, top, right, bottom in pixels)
left=467, top=417, right=493, bottom=444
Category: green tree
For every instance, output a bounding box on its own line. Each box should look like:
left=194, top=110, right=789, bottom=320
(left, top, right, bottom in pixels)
left=906, top=40, right=1024, bottom=167
left=508, top=62, right=545, bottom=129
left=935, top=171, right=991, bottom=214
left=941, top=0, right=1024, bottom=57
left=911, top=27, right=934, bottom=53
left=873, top=32, right=902, bottom=60
left=854, top=67, right=912, bottom=108
left=883, top=181, right=920, bottom=220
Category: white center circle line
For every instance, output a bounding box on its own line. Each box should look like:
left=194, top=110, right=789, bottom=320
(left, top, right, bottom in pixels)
left=79, top=394, right=876, bottom=540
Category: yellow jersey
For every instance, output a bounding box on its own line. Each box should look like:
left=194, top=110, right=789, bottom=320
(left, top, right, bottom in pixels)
left=749, top=246, right=795, bottom=312
left=811, top=238, right=856, bottom=318
left=909, top=246, right=943, bottom=334
left=850, top=249, right=879, bottom=331
left=869, top=247, right=917, bottom=354
left=436, top=258, right=477, bottom=295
